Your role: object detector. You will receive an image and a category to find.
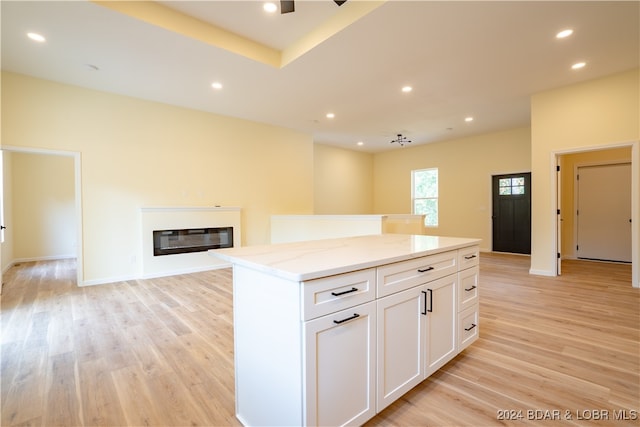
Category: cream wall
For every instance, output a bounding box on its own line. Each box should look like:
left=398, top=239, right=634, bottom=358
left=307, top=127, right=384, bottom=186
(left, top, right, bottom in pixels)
left=1, top=151, right=14, bottom=271
left=559, top=147, right=632, bottom=259
left=313, top=144, right=373, bottom=214
left=530, top=69, right=639, bottom=284
left=373, top=127, right=531, bottom=251
left=1, top=72, right=314, bottom=285
left=11, top=152, right=76, bottom=261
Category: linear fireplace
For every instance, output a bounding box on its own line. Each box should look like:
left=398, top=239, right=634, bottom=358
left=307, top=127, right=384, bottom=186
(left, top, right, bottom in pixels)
left=153, top=226, right=233, bottom=256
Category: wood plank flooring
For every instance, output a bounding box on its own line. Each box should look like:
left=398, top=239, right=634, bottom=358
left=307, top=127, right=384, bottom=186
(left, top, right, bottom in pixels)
left=1, top=254, right=638, bottom=426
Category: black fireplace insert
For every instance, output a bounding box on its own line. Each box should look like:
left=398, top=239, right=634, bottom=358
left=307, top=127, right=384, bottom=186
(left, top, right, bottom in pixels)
left=153, top=226, right=233, bottom=256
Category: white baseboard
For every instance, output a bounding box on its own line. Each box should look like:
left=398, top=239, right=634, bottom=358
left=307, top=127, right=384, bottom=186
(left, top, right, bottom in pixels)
left=13, top=254, right=76, bottom=263
left=140, top=263, right=232, bottom=280
left=529, top=268, right=555, bottom=276
left=3, top=255, right=76, bottom=275
left=79, top=263, right=232, bottom=287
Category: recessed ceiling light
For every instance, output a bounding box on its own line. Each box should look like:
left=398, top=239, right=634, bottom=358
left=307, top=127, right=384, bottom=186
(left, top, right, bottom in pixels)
left=464, top=117, right=474, bottom=122
left=263, top=2, right=277, bottom=13
left=401, top=86, right=413, bottom=93
left=571, top=62, right=586, bottom=70
left=357, top=141, right=364, bottom=146
left=27, top=32, right=46, bottom=42
left=556, top=29, right=573, bottom=39
left=326, top=113, right=335, bottom=119
left=211, top=82, right=223, bottom=90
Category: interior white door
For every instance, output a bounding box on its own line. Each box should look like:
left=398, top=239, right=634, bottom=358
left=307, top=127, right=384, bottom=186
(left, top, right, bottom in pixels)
left=577, top=163, right=632, bottom=262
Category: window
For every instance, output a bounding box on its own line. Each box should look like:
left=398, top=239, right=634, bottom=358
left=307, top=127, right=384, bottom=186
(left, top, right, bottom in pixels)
left=412, top=168, right=438, bottom=227
left=499, top=177, right=525, bottom=195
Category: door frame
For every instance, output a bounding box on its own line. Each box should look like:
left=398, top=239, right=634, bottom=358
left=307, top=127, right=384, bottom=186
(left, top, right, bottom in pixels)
left=2, top=145, right=83, bottom=286
left=553, top=140, right=639, bottom=288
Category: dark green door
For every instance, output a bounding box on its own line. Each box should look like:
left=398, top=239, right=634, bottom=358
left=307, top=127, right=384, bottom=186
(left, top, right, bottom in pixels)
left=492, top=173, right=531, bottom=254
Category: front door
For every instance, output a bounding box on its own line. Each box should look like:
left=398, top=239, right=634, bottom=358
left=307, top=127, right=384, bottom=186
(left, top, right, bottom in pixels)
left=492, top=173, right=531, bottom=254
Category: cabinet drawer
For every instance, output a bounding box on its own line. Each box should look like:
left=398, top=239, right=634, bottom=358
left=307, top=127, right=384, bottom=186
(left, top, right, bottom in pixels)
left=377, top=250, right=457, bottom=298
left=458, top=266, right=479, bottom=312
left=458, top=305, right=479, bottom=351
left=302, top=269, right=376, bottom=321
left=458, top=245, right=480, bottom=270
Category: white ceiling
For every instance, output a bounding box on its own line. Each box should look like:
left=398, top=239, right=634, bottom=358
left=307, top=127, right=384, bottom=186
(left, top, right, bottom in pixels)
left=2, top=1, right=638, bottom=152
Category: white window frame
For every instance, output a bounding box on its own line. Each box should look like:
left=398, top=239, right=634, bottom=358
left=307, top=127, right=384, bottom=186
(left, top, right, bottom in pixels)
left=411, top=168, right=438, bottom=227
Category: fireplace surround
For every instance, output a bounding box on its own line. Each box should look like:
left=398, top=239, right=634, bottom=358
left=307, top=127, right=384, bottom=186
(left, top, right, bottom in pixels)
left=141, top=206, right=241, bottom=278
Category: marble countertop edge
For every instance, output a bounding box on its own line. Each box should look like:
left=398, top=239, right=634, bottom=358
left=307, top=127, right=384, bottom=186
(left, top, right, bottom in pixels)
left=210, top=234, right=481, bottom=282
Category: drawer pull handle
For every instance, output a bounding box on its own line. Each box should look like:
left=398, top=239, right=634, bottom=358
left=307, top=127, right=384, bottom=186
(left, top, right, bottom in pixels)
left=464, top=323, right=477, bottom=331
left=333, top=313, right=360, bottom=324
left=331, top=287, right=358, bottom=296
left=418, top=266, right=434, bottom=273
left=464, top=254, right=477, bottom=260
left=465, top=285, right=477, bottom=292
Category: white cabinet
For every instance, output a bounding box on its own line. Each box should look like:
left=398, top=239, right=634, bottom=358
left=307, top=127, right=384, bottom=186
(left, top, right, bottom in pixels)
left=217, top=236, right=481, bottom=427
left=376, top=286, right=425, bottom=411
left=376, top=251, right=460, bottom=410
left=423, top=274, right=458, bottom=377
left=304, top=302, right=377, bottom=426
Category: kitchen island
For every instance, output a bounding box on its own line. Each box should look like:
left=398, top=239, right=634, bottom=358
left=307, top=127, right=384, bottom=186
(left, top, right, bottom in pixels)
left=210, top=234, right=481, bottom=426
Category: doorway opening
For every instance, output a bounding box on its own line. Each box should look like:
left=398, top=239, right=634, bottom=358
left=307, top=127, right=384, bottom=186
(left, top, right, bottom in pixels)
left=554, top=142, right=638, bottom=288
left=1, top=146, right=82, bottom=286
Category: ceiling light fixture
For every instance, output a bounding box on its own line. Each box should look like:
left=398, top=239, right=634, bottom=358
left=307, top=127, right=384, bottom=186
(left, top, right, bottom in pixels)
left=390, top=133, right=411, bottom=147
left=326, top=113, right=335, bottom=119
left=27, top=32, right=46, bottom=42
left=556, top=29, right=573, bottom=39
left=357, top=141, right=364, bottom=146
left=571, top=62, right=586, bottom=70
left=263, top=2, right=277, bottom=13
left=211, top=82, right=223, bottom=90
left=402, top=86, right=413, bottom=93
left=464, top=117, right=474, bottom=122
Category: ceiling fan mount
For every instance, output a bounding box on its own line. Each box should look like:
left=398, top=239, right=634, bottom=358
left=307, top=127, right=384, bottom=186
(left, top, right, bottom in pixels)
left=280, top=0, right=347, bottom=14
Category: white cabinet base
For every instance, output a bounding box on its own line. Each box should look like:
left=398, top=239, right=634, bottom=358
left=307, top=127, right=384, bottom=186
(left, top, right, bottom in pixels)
left=212, top=236, right=481, bottom=427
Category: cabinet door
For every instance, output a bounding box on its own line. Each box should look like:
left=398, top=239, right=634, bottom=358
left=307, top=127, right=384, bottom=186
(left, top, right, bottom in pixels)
left=424, top=274, right=457, bottom=378
left=304, top=301, right=376, bottom=427
left=376, top=286, right=425, bottom=412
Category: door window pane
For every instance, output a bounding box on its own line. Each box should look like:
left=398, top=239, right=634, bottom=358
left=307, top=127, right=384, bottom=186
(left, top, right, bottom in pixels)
left=499, top=177, right=525, bottom=196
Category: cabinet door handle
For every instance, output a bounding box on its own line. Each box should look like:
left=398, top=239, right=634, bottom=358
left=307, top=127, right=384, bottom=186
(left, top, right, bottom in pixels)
left=427, top=288, right=433, bottom=313
left=465, top=285, right=477, bottom=292
left=464, top=323, right=477, bottom=331
left=331, top=287, right=358, bottom=296
left=333, top=313, right=360, bottom=324
left=421, top=291, right=427, bottom=315
left=464, top=254, right=477, bottom=260
left=418, top=266, right=434, bottom=273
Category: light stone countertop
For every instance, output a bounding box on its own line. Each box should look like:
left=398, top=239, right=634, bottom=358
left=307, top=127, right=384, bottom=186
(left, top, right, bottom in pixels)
left=210, top=234, right=481, bottom=282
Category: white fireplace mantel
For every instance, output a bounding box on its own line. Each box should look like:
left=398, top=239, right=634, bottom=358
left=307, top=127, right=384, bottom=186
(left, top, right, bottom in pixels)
left=141, top=206, right=241, bottom=213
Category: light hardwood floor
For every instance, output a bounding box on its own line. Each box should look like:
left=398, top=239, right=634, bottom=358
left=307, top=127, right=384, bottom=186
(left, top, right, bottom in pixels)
left=1, top=254, right=638, bottom=426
